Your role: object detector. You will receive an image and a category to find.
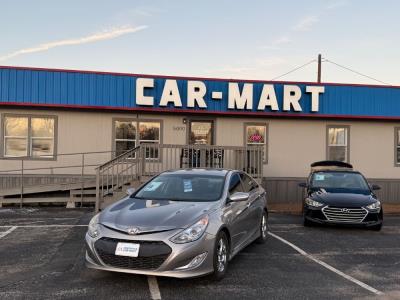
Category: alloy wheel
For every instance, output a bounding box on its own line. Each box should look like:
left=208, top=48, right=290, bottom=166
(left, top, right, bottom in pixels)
left=261, top=214, right=268, bottom=238
left=216, top=238, right=227, bottom=272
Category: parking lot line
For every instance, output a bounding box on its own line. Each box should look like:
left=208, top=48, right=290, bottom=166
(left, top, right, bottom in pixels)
left=147, top=276, right=162, bottom=300
left=268, top=231, right=384, bottom=296
left=0, top=225, right=87, bottom=228
left=0, top=226, right=17, bottom=239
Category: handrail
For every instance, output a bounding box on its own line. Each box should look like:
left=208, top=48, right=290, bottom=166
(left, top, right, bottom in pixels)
left=0, top=143, right=264, bottom=210
left=97, top=146, right=141, bottom=170
left=0, top=163, right=103, bottom=173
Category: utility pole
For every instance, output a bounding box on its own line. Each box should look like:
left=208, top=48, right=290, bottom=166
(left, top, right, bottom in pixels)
left=317, top=54, right=322, bottom=83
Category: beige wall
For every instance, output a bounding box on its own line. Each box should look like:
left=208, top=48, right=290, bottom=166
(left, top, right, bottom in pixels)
left=0, top=108, right=399, bottom=179
left=217, top=117, right=400, bottom=178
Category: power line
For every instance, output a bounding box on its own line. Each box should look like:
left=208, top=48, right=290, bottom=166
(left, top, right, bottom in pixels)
left=323, top=58, right=391, bottom=86
left=270, top=59, right=316, bottom=81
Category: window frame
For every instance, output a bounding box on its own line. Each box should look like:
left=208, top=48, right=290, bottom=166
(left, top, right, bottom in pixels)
left=1, top=113, right=58, bottom=160
left=244, top=122, right=268, bottom=164
left=228, top=172, right=245, bottom=196
left=395, top=127, right=400, bottom=167
left=112, top=118, right=163, bottom=160
left=326, top=125, right=350, bottom=163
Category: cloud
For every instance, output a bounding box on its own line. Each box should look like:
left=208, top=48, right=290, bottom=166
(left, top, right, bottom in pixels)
left=0, top=25, right=148, bottom=62
left=326, top=0, right=349, bottom=10
left=292, top=16, right=319, bottom=31
left=259, top=36, right=291, bottom=50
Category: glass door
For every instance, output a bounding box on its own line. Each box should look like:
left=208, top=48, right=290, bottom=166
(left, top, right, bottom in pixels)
left=189, top=121, right=213, bottom=145
left=182, top=121, right=215, bottom=168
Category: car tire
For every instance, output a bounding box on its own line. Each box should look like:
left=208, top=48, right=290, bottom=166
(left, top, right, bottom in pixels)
left=210, top=231, right=229, bottom=281
left=256, top=211, right=268, bottom=244
left=303, top=217, right=313, bottom=227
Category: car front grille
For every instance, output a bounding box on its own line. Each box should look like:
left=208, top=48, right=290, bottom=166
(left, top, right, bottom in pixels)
left=322, top=206, right=368, bottom=223
left=94, top=237, right=172, bottom=270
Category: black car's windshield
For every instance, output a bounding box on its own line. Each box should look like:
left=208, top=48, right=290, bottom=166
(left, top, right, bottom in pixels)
left=310, top=171, right=370, bottom=193
left=134, top=174, right=225, bottom=202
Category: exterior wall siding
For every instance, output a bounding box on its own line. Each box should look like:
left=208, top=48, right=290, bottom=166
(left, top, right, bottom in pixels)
left=0, top=109, right=399, bottom=177
left=2, top=66, right=400, bottom=119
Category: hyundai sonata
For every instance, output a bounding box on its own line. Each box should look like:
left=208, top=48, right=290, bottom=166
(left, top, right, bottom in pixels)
left=85, top=169, right=268, bottom=280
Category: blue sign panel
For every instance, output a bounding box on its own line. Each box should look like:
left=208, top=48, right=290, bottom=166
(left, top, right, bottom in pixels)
left=1, top=66, right=400, bottom=119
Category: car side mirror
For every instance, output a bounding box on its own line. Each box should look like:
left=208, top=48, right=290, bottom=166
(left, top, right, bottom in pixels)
left=298, top=182, right=308, bottom=188
left=228, top=192, right=249, bottom=202
left=371, top=184, right=381, bottom=191
left=126, top=187, right=136, bottom=196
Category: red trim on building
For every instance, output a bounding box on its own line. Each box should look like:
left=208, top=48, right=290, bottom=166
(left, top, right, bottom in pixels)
left=1, top=101, right=400, bottom=121
left=0, top=65, right=399, bottom=90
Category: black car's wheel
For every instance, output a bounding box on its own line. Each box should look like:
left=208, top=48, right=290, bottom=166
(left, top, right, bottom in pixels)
left=256, top=211, right=268, bottom=244
left=210, top=231, right=229, bottom=281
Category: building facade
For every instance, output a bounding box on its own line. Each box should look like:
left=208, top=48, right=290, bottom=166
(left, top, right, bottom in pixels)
left=0, top=66, right=399, bottom=211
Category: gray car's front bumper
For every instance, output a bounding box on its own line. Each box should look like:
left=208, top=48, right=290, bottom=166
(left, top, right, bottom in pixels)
left=85, top=225, right=216, bottom=278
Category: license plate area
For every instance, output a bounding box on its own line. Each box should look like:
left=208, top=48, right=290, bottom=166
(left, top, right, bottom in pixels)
left=115, top=242, right=140, bottom=257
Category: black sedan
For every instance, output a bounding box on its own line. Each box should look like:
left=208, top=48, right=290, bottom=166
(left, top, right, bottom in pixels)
left=299, top=161, right=383, bottom=230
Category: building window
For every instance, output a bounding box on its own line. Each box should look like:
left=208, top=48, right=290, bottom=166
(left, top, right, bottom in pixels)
left=327, top=126, right=349, bottom=162
left=245, top=123, right=267, bottom=163
left=139, top=122, right=160, bottom=159
left=115, top=121, right=136, bottom=157
left=113, top=119, right=161, bottom=158
left=3, top=115, right=56, bottom=159
left=395, top=127, right=400, bottom=166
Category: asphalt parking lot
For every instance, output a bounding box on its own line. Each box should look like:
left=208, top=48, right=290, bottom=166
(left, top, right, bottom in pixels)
left=0, top=208, right=399, bottom=300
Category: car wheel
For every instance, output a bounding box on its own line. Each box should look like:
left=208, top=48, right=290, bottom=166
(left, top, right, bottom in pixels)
left=303, top=217, right=313, bottom=227
left=256, top=211, right=268, bottom=244
left=210, top=231, right=229, bottom=281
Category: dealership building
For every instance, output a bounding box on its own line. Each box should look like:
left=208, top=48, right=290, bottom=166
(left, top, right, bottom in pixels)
left=0, top=66, right=399, bottom=212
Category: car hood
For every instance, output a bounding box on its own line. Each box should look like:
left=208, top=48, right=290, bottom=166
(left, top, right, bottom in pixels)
left=310, top=191, right=377, bottom=207
left=99, top=197, right=218, bottom=234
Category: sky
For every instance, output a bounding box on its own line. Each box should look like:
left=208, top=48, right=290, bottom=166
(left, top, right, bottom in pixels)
left=1, top=0, right=399, bottom=85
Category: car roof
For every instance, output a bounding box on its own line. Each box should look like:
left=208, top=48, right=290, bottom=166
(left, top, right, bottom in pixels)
left=160, top=168, right=232, bottom=177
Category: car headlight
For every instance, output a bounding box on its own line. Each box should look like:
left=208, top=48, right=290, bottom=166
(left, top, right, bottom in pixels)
left=305, top=198, right=324, bottom=207
left=171, top=216, right=209, bottom=244
left=88, top=213, right=101, bottom=238
left=367, top=201, right=381, bottom=210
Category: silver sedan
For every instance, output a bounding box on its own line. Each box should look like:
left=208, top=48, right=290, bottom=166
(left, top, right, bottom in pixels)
left=85, top=169, right=268, bottom=280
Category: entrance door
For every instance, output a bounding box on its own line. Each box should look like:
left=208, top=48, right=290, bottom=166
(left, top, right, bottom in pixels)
left=183, top=121, right=216, bottom=168
left=189, top=121, right=213, bottom=145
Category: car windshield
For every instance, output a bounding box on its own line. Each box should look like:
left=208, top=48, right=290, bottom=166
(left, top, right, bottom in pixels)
left=134, top=173, right=225, bottom=202
left=310, top=171, right=370, bottom=192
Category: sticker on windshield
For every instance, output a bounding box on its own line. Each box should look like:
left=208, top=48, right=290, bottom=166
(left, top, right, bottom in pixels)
left=143, top=181, right=163, bottom=191
left=315, top=174, right=325, bottom=181
left=183, top=179, right=193, bottom=192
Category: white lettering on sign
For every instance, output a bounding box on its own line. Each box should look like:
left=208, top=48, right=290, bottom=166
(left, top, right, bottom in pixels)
left=283, top=85, right=302, bottom=112
left=257, top=84, right=279, bottom=111
left=134, top=78, right=325, bottom=113
left=187, top=81, right=207, bottom=108
left=306, top=86, right=325, bottom=112
left=228, top=83, right=253, bottom=110
left=160, top=80, right=182, bottom=107
left=136, top=78, right=154, bottom=106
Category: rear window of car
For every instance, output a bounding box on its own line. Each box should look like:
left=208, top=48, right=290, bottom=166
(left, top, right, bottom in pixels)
left=134, top=174, right=225, bottom=202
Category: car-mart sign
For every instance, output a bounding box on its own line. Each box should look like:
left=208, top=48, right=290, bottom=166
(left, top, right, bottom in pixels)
left=135, top=78, right=325, bottom=113
left=3, top=67, right=400, bottom=120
